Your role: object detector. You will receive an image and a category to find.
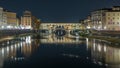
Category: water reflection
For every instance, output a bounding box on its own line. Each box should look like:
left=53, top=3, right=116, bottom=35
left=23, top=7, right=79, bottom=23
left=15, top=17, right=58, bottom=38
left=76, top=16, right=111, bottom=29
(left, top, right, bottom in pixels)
left=87, top=38, right=120, bottom=68
left=62, top=54, right=80, bottom=58
left=41, top=35, right=85, bottom=44
left=1, top=34, right=120, bottom=68
left=0, top=36, right=40, bottom=68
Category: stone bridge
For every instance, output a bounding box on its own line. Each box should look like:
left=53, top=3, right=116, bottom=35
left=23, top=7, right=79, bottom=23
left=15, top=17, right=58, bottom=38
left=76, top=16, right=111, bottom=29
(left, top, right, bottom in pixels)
left=40, top=23, right=82, bottom=36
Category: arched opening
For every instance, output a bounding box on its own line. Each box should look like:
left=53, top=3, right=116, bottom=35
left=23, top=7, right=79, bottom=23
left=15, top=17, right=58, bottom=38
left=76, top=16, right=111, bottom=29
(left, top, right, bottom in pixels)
left=54, top=25, right=66, bottom=36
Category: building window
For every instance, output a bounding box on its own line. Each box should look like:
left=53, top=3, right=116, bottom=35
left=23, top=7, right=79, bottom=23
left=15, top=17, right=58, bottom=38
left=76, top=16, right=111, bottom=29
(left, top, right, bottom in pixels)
left=117, top=22, right=119, bottom=24
left=113, top=22, right=115, bottom=24
left=108, top=17, right=110, bottom=19
left=113, top=17, right=115, bottom=19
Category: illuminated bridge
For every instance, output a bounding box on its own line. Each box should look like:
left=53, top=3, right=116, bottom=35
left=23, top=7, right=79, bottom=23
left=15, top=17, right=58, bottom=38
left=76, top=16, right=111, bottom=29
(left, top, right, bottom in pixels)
left=40, top=23, right=82, bottom=36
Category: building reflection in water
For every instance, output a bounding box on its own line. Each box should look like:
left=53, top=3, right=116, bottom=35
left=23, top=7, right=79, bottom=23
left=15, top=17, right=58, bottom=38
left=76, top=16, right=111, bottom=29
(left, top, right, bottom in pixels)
left=41, top=34, right=85, bottom=44
left=87, top=38, right=120, bottom=68
left=0, top=36, right=40, bottom=68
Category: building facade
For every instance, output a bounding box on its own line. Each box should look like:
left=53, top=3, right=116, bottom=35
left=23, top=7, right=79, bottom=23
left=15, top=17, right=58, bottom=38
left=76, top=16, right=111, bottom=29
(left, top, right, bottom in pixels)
left=40, top=23, right=81, bottom=30
left=105, top=6, right=120, bottom=31
left=91, top=9, right=110, bottom=30
left=91, top=6, right=120, bottom=31
left=0, top=7, right=7, bottom=29
left=5, top=11, right=17, bottom=28
left=83, top=16, right=91, bottom=30
left=21, top=11, right=32, bottom=29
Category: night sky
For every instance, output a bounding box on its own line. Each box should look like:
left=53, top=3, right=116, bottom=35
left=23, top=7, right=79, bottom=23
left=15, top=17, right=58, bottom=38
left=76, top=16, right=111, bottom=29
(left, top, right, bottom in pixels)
left=0, top=0, right=120, bottom=22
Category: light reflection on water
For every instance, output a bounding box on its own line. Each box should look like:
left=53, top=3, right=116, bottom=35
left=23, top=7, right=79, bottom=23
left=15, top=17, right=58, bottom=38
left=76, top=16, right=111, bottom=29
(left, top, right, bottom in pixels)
left=41, top=35, right=120, bottom=68
left=0, top=36, right=40, bottom=68
left=0, top=34, right=120, bottom=68
left=87, top=39, right=120, bottom=68
left=40, top=34, right=85, bottom=44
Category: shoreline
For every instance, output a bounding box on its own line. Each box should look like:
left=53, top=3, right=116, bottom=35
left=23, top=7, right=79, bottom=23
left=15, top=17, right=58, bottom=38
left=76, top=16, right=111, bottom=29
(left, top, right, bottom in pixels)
left=0, top=33, right=33, bottom=43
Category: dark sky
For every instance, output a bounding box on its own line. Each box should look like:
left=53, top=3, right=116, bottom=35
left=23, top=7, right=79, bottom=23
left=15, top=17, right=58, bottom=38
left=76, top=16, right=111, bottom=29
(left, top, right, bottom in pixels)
left=0, top=0, right=120, bottom=22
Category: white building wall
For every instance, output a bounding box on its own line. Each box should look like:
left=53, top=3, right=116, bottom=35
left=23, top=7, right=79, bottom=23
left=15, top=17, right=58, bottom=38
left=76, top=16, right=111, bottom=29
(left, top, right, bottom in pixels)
left=106, top=12, right=120, bottom=31
left=91, top=10, right=107, bottom=30
left=0, top=7, right=7, bottom=29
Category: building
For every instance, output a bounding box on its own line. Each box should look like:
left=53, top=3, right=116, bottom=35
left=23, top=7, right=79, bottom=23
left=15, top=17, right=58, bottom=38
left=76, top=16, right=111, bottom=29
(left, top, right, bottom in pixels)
left=0, top=7, right=7, bottom=29
left=40, top=23, right=81, bottom=34
left=79, top=16, right=91, bottom=30
left=4, top=11, right=17, bottom=28
left=83, top=16, right=91, bottom=30
left=91, top=8, right=110, bottom=30
left=79, top=20, right=86, bottom=30
left=90, top=6, right=120, bottom=31
left=40, top=23, right=81, bottom=30
left=21, top=10, right=32, bottom=29
left=105, top=6, right=120, bottom=31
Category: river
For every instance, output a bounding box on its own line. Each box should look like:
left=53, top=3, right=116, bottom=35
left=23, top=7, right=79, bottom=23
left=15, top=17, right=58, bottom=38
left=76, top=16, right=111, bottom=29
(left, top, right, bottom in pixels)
left=0, top=34, right=119, bottom=68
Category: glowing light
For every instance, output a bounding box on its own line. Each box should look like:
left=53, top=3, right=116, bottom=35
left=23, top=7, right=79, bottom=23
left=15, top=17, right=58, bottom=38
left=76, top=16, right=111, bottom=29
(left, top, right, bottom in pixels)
left=7, top=25, right=13, bottom=29
left=7, top=46, right=9, bottom=52
left=20, top=42, right=23, bottom=47
left=1, top=26, right=4, bottom=29
left=21, top=26, right=25, bottom=29
left=98, top=26, right=101, bottom=30
left=11, top=45, right=13, bottom=50
left=87, top=26, right=90, bottom=29
left=18, top=43, right=20, bottom=47
left=98, top=44, right=101, bottom=52
left=15, top=44, right=17, bottom=49
left=25, top=26, right=32, bottom=29
left=7, top=41, right=9, bottom=44
left=104, top=46, right=106, bottom=52
left=26, top=36, right=31, bottom=44
left=93, top=39, right=96, bottom=51
left=86, top=38, right=88, bottom=51
left=2, top=48, right=4, bottom=57
left=104, top=26, right=106, bottom=29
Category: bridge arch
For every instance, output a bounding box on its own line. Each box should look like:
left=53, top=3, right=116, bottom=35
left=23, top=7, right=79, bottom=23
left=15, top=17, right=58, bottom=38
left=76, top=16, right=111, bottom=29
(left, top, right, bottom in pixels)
left=53, top=25, right=67, bottom=36
left=40, top=23, right=82, bottom=36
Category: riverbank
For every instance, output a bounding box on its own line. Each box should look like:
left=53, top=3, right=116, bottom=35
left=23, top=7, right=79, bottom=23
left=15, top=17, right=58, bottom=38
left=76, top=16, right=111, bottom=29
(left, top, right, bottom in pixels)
left=0, top=36, right=14, bottom=42
left=0, top=33, right=34, bottom=43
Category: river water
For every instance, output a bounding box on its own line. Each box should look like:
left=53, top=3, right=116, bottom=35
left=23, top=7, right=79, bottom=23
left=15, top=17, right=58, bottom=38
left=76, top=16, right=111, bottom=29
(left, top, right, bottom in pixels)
left=0, top=35, right=120, bottom=68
